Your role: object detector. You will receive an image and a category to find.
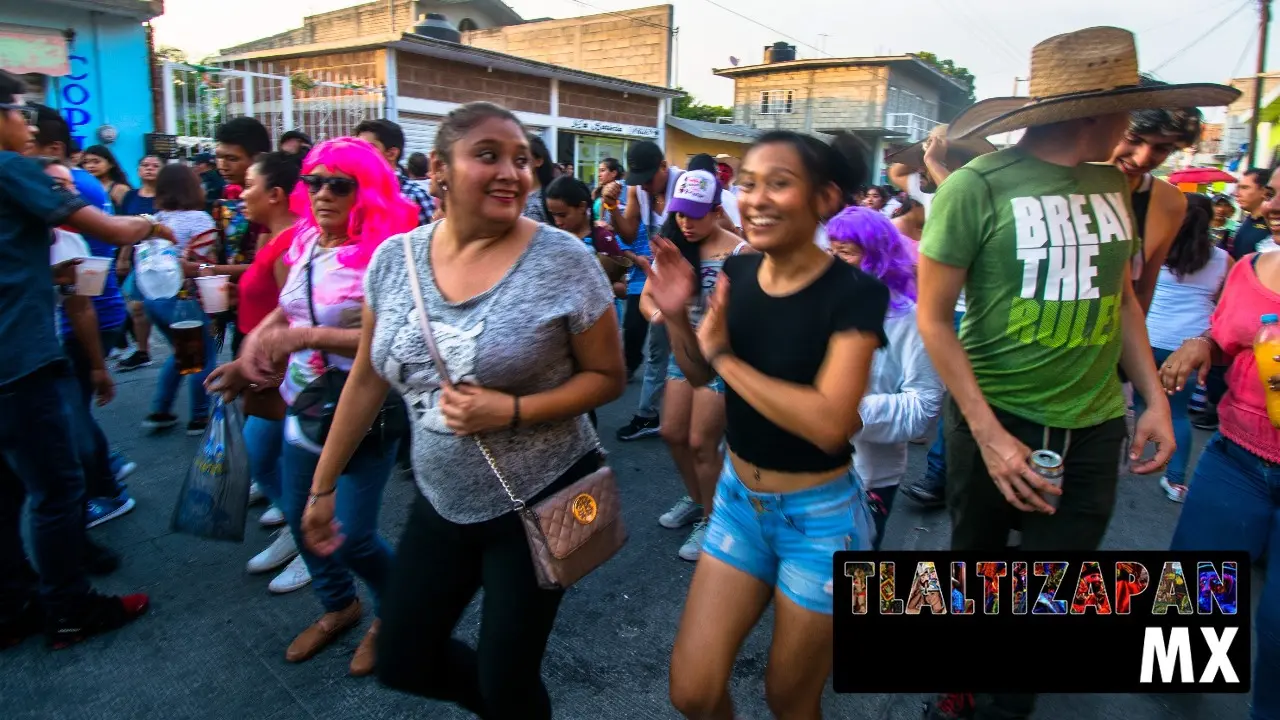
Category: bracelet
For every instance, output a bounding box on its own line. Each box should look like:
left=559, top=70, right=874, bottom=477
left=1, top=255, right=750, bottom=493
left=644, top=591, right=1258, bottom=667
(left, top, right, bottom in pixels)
left=307, top=487, right=336, bottom=506
left=649, top=309, right=663, bottom=322
left=510, top=395, right=521, bottom=429
left=1184, top=336, right=1212, bottom=346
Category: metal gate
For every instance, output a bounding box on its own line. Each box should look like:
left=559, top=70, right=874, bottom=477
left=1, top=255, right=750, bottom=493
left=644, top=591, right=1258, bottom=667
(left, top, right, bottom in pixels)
left=161, top=62, right=386, bottom=155
left=399, top=112, right=440, bottom=158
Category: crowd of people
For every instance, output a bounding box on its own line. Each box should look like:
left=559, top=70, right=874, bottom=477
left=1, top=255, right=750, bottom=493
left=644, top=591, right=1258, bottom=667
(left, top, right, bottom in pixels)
left=0, top=23, right=1276, bottom=720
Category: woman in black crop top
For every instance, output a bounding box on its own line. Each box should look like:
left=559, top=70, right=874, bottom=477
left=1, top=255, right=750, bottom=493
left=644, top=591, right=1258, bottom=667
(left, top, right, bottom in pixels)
left=643, top=130, right=889, bottom=719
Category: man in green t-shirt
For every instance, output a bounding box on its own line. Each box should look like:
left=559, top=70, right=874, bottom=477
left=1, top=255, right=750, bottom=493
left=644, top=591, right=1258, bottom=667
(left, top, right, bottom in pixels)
left=915, top=25, right=1237, bottom=720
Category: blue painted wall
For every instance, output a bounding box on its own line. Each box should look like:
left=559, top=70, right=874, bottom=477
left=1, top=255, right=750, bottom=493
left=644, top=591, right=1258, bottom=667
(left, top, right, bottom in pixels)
left=4, top=6, right=154, bottom=185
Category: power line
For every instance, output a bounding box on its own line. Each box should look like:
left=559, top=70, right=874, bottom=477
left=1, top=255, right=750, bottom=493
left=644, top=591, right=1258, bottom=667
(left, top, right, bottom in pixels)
left=935, top=0, right=1022, bottom=67
left=559, top=0, right=674, bottom=31
left=1150, top=0, right=1252, bottom=73
left=694, top=0, right=830, bottom=57
left=1231, top=31, right=1258, bottom=81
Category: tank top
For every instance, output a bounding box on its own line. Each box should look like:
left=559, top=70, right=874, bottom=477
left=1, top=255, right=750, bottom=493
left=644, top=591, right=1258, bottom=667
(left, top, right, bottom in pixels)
left=1131, top=173, right=1153, bottom=237
left=689, top=240, right=749, bottom=327
left=1145, top=247, right=1230, bottom=351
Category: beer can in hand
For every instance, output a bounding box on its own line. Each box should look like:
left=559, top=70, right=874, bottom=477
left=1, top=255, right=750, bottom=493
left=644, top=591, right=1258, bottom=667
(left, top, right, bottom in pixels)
left=1029, top=449, right=1064, bottom=509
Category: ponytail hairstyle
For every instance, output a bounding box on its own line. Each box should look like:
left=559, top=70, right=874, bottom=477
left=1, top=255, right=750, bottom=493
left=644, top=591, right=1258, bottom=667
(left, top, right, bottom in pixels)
left=750, top=130, right=870, bottom=223
left=1164, top=193, right=1214, bottom=279
left=544, top=175, right=596, bottom=229
left=253, top=150, right=302, bottom=198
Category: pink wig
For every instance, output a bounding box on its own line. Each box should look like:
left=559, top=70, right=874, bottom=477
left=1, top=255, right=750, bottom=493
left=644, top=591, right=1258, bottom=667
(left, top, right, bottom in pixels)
left=285, top=136, right=420, bottom=269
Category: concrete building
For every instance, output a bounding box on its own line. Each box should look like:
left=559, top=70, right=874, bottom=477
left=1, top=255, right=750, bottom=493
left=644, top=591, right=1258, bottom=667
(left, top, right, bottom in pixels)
left=1224, top=73, right=1280, bottom=168
left=713, top=46, right=972, bottom=179
left=215, top=17, right=680, bottom=189
left=664, top=115, right=761, bottom=168
left=220, top=0, right=674, bottom=89
left=2, top=0, right=162, bottom=176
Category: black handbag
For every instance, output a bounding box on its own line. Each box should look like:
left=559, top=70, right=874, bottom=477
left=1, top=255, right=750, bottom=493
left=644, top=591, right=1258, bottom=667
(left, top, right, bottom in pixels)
left=288, top=242, right=406, bottom=455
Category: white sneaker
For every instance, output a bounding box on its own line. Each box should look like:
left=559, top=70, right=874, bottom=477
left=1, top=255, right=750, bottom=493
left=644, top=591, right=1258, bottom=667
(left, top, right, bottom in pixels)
left=659, top=495, right=702, bottom=529
left=268, top=554, right=312, bottom=594
left=1159, top=476, right=1188, bottom=503
left=246, top=526, right=299, bottom=574
left=259, top=505, right=286, bottom=528
left=678, top=519, right=708, bottom=562
left=248, top=482, right=266, bottom=505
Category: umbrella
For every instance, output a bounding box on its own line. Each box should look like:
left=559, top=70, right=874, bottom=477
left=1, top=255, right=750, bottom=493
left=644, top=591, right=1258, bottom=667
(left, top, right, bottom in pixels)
left=1167, top=167, right=1237, bottom=184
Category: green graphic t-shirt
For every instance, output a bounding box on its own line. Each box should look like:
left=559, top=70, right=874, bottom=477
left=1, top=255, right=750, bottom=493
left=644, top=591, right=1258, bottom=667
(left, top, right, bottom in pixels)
left=920, top=148, right=1137, bottom=429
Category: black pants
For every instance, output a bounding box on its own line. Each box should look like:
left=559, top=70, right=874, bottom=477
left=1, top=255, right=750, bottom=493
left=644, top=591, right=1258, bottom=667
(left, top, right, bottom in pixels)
left=0, top=363, right=91, bottom=619
left=622, top=294, right=648, bottom=378
left=378, top=452, right=602, bottom=719
left=62, top=327, right=125, bottom=499
left=944, top=397, right=1126, bottom=719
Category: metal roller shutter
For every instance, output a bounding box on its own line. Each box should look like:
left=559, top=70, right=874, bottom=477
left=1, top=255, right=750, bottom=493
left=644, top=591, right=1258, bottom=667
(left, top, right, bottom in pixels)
left=399, top=112, right=441, bottom=158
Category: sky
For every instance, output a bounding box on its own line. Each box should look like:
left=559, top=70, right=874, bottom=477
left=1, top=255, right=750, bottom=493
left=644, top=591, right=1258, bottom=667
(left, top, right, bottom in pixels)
left=152, top=0, right=1272, bottom=116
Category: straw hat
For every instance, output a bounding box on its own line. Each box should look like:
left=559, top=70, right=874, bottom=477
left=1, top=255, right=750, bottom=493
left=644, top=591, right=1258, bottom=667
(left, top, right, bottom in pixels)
left=946, top=27, right=1240, bottom=140
left=887, top=124, right=997, bottom=169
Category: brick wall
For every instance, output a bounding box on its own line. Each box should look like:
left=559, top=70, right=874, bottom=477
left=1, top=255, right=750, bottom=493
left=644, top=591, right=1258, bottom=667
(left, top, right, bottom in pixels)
left=397, top=53, right=551, bottom=114
left=222, top=50, right=386, bottom=104
left=464, top=5, right=672, bottom=87
left=733, top=65, right=887, bottom=133
left=559, top=81, right=658, bottom=126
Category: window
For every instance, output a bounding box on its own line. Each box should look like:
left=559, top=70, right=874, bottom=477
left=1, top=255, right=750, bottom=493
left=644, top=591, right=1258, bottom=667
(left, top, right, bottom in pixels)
left=759, top=90, right=794, bottom=115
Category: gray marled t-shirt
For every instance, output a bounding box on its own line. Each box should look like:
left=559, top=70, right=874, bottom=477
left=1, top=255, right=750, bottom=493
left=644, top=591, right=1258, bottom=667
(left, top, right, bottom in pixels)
left=364, top=221, right=614, bottom=524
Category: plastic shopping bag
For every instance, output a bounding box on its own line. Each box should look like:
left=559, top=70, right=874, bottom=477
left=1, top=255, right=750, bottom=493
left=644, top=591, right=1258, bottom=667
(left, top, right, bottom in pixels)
left=171, top=395, right=251, bottom=542
left=134, top=238, right=184, bottom=300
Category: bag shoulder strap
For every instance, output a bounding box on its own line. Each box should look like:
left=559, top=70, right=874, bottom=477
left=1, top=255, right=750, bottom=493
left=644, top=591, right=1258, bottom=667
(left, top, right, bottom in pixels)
left=303, top=239, right=329, bottom=368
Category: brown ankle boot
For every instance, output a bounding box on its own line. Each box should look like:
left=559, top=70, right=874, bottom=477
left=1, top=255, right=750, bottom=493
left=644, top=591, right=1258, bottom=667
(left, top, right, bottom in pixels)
left=285, top=599, right=362, bottom=663
left=348, top=618, right=380, bottom=677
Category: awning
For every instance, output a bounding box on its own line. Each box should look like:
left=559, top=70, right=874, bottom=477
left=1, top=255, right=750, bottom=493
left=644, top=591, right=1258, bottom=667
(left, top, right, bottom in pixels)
left=0, top=24, right=70, bottom=76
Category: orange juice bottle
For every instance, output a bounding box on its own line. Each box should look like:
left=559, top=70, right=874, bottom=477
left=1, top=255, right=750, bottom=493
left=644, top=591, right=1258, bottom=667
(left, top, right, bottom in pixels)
left=1254, top=313, right=1280, bottom=428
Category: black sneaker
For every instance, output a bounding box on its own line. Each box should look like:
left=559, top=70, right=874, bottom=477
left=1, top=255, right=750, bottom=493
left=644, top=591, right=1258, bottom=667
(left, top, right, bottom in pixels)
left=45, top=591, right=149, bottom=650
left=900, top=479, right=946, bottom=509
left=1191, top=411, right=1218, bottom=432
left=616, top=415, right=660, bottom=442
left=186, top=418, right=209, bottom=436
left=0, top=599, right=41, bottom=650
left=83, top=537, right=120, bottom=577
left=116, top=351, right=152, bottom=372
left=142, top=412, right=178, bottom=431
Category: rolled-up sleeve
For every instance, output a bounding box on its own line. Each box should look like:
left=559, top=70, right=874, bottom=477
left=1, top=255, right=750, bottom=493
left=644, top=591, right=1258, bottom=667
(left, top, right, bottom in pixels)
left=0, top=153, right=89, bottom=230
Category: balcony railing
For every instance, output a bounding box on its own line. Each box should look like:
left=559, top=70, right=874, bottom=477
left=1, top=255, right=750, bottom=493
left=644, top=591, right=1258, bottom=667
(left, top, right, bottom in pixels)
left=886, top=113, right=941, bottom=143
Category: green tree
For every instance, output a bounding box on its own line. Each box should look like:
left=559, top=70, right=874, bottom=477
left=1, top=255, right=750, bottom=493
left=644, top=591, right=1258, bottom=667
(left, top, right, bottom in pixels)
left=914, top=51, right=976, bottom=104
left=672, top=87, right=734, bottom=123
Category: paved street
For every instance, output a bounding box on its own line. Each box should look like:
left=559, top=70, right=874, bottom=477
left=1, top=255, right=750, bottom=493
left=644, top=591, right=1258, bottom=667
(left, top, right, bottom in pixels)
left=1, top=344, right=1255, bottom=720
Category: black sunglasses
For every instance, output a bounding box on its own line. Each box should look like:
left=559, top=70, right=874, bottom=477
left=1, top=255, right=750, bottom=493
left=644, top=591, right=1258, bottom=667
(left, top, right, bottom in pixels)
left=300, top=174, right=358, bottom=197
left=0, top=103, right=38, bottom=126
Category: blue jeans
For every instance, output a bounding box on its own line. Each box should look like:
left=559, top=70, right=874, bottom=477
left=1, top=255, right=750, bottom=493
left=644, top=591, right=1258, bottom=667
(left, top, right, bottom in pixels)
left=1134, top=347, right=1192, bottom=484
left=0, top=363, right=92, bottom=617
left=243, top=417, right=283, bottom=506
left=701, top=457, right=874, bottom=613
left=62, top=327, right=126, bottom=499
left=1170, top=434, right=1279, bottom=720
left=144, top=297, right=216, bottom=421
left=923, top=311, right=965, bottom=490
left=281, top=440, right=398, bottom=614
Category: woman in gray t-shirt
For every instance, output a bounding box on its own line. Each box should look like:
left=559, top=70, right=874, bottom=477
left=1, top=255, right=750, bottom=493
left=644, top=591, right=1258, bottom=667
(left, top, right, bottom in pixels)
left=304, top=102, right=624, bottom=718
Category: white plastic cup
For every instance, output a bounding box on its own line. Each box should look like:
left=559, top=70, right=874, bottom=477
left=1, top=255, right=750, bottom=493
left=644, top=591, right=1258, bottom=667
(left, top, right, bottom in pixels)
left=194, top=275, right=231, bottom=313
left=75, top=257, right=112, bottom=297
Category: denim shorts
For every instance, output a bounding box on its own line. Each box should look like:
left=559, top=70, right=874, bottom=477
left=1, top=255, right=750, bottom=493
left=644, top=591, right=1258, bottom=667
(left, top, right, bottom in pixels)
left=667, top=355, right=725, bottom=394
left=702, top=457, right=875, bottom=614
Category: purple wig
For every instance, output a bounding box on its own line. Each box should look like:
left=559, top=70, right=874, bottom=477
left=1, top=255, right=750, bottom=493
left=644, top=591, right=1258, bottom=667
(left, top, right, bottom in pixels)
left=826, top=206, right=917, bottom=311
left=285, top=137, right=420, bottom=270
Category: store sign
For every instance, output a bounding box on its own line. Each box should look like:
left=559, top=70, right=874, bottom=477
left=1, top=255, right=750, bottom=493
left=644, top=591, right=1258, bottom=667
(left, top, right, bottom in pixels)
left=62, top=55, right=94, bottom=149
left=0, top=25, right=70, bottom=76
left=569, top=119, right=659, bottom=139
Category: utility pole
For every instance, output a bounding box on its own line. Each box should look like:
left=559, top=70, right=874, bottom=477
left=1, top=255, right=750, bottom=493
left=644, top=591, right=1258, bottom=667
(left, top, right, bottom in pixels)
left=1250, top=0, right=1271, bottom=166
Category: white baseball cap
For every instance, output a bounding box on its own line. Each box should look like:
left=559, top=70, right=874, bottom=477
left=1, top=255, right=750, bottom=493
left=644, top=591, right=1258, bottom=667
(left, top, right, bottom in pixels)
left=668, top=170, right=721, bottom=219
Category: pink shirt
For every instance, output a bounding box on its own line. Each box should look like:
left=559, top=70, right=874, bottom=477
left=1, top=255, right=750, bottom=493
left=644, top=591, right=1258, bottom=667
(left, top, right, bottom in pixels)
left=1211, top=254, right=1280, bottom=463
